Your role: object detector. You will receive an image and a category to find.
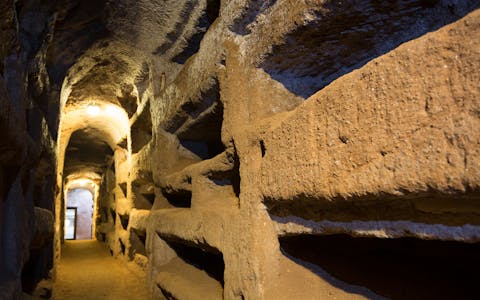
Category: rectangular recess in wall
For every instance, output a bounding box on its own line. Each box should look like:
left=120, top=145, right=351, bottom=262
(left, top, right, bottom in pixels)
left=131, top=102, right=152, bottom=154
left=159, top=234, right=225, bottom=286
left=161, top=188, right=192, bottom=208
left=129, top=229, right=147, bottom=259
left=279, top=234, right=480, bottom=300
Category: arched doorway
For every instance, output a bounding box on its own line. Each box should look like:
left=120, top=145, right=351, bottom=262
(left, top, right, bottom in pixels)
left=64, top=187, right=94, bottom=240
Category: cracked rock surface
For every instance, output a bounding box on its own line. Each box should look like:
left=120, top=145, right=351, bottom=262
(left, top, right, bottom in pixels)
left=0, top=0, right=479, bottom=299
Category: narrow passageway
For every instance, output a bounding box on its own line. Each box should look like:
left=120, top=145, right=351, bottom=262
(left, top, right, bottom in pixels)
left=1, top=1, right=480, bottom=299
left=52, top=241, right=149, bottom=300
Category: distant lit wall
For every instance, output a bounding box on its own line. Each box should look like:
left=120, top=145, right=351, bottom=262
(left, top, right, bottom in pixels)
left=66, top=188, right=94, bottom=240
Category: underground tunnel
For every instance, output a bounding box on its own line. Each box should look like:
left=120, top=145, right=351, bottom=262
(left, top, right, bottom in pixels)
left=1, top=0, right=480, bottom=299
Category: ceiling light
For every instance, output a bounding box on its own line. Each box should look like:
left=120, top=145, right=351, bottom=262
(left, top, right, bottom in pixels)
left=86, top=105, right=101, bottom=116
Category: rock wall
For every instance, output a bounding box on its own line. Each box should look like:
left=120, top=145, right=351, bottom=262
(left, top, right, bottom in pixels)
left=0, top=0, right=479, bottom=299
left=94, top=3, right=480, bottom=300
left=0, top=0, right=57, bottom=298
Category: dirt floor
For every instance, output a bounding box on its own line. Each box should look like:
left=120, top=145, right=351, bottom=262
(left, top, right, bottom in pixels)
left=52, top=240, right=150, bottom=300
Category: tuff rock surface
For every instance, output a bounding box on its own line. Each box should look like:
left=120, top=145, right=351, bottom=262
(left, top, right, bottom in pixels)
left=0, top=0, right=479, bottom=299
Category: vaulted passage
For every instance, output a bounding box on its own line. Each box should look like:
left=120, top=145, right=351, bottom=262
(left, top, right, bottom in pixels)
left=64, top=188, right=94, bottom=240
left=1, top=1, right=480, bottom=299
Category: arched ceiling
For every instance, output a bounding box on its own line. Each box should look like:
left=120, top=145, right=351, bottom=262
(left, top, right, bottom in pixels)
left=39, top=0, right=219, bottom=180
left=41, top=0, right=218, bottom=111
left=59, top=103, right=130, bottom=179
left=63, top=128, right=113, bottom=176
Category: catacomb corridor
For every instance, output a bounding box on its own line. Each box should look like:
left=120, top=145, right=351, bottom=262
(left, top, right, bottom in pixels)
left=1, top=1, right=480, bottom=299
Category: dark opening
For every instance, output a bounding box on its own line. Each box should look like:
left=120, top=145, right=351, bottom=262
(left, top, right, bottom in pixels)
left=206, top=0, right=221, bottom=24
left=0, top=165, right=21, bottom=202
left=162, top=188, right=192, bottom=208
left=177, top=99, right=224, bottom=160
left=142, top=193, right=156, bottom=205
left=132, top=184, right=154, bottom=210
left=135, top=230, right=147, bottom=247
left=210, top=178, right=231, bottom=186
left=179, top=140, right=209, bottom=159
left=171, top=29, right=206, bottom=64
left=179, top=140, right=225, bottom=160
left=110, top=209, right=116, bottom=225
left=119, top=213, right=129, bottom=230
left=170, top=79, right=225, bottom=161
left=119, top=182, right=127, bottom=197
left=259, top=140, right=266, bottom=157
left=203, top=149, right=240, bottom=200
left=339, top=135, right=348, bottom=144
left=133, top=192, right=154, bottom=210
left=118, top=84, right=138, bottom=118
left=98, top=232, right=106, bottom=242
left=131, top=102, right=152, bottom=154
left=119, top=238, right=126, bottom=255
left=63, top=129, right=114, bottom=182
left=280, top=234, right=480, bottom=300
left=160, top=234, right=225, bottom=286
left=117, top=137, right=127, bottom=149
left=159, top=287, right=176, bottom=300
left=110, top=160, right=116, bottom=174
left=21, top=243, right=53, bottom=295
left=132, top=172, right=155, bottom=209
left=129, top=229, right=147, bottom=259
left=232, top=148, right=241, bottom=198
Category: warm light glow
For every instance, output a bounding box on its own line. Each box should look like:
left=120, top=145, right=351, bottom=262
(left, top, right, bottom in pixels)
left=104, top=104, right=127, bottom=119
left=64, top=174, right=100, bottom=194
left=72, top=178, right=91, bottom=187
left=104, top=105, right=119, bottom=115
left=86, top=105, right=101, bottom=116
left=86, top=103, right=127, bottom=120
left=61, top=103, right=130, bottom=148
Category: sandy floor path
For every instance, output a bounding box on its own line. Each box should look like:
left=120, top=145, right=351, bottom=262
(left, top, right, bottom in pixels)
left=52, top=240, right=150, bottom=300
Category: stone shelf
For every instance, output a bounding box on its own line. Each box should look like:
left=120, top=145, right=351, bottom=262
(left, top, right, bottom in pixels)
left=128, top=209, right=150, bottom=232
left=156, top=257, right=223, bottom=300
left=116, top=160, right=130, bottom=183
left=161, top=149, right=235, bottom=193
left=150, top=208, right=233, bottom=251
